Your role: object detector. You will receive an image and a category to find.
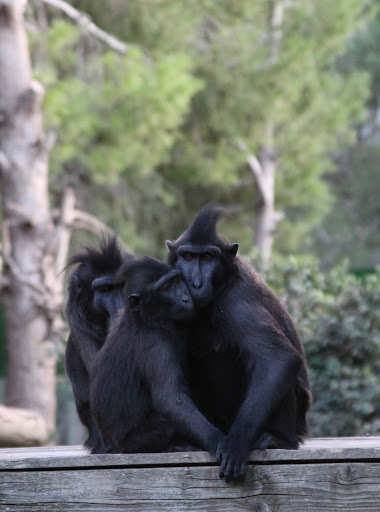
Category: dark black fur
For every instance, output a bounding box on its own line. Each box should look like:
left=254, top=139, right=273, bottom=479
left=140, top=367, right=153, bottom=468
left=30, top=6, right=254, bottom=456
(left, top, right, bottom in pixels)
left=90, top=257, right=224, bottom=454
left=167, top=204, right=312, bottom=482
left=65, top=235, right=132, bottom=453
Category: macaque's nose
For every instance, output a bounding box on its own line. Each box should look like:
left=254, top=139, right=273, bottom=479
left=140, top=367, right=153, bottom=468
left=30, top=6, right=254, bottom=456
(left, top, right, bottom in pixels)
left=192, top=279, right=202, bottom=290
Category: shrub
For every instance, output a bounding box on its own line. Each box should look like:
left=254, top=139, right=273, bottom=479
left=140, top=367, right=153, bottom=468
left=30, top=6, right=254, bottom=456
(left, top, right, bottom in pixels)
left=261, top=256, right=380, bottom=437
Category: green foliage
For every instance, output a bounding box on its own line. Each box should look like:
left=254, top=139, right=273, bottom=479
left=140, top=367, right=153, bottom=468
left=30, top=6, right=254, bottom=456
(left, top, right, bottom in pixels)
left=313, top=143, right=380, bottom=268
left=28, top=15, right=203, bottom=254
left=313, top=4, right=380, bottom=268
left=338, top=2, right=380, bottom=104
left=27, top=1, right=376, bottom=259
left=152, top=0, right=372, bottom=254
left=32, top=20, right=202, bottom=182
left=263, top=256, right=380, bottom=437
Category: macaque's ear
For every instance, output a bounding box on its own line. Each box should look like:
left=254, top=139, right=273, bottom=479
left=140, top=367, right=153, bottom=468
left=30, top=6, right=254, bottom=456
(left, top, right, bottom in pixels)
left=128, top=294, right=140, bottom=312
left=228, top=243, right=239, bottom=257
left=166, top=240, right=175, bottom=253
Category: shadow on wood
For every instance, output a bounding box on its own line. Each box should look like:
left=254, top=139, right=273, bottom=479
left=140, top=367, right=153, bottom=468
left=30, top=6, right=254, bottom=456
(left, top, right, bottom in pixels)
left=1, top=437, right=380, bottom=511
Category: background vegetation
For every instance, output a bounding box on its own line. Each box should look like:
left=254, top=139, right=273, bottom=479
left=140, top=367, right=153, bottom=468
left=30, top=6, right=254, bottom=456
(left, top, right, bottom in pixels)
left=265, top=258, right=380, bottom=437
left=28, top=0, right=379, bottom=258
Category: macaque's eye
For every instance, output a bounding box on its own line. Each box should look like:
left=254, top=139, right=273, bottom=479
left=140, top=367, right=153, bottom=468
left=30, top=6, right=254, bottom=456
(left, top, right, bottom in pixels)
left=185, top=253, right=194, bottom=261
left=97, top=285, right=113, bottom=293
left=202, top=253, right=213, bottom=261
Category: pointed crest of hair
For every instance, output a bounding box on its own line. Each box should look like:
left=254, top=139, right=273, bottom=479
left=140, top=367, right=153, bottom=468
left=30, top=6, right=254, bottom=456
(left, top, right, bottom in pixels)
left=177, top=203, right=230, bottom=246
left=65, top=234, right=123, bottom=274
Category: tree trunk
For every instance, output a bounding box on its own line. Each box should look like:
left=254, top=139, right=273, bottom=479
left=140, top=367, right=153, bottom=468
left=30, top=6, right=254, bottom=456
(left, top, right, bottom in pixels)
left=252, top=2, right=287, bottom=266
left=0, top=1, right=124, bottom=440
left=0, top=0, right=58, bottom=436
left=253, top=144, right=283, bottom=267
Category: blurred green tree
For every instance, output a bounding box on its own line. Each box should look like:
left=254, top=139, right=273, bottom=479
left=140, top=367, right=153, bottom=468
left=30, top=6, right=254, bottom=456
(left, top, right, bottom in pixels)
left=30, top=0, right=375, bottom=260
left=28, top=1, right=203, bottom=255
left=161, top=0, right=371, bottom=263
left=313, top=5, right=380, bottom=268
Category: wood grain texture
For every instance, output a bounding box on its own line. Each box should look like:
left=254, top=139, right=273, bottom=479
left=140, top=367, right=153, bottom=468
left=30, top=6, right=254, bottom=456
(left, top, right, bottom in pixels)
left=1, top=438, right=380, bottom=512
left=1, top=463, right=380, bottom=511
left=1, top=437, right=379, bottom=470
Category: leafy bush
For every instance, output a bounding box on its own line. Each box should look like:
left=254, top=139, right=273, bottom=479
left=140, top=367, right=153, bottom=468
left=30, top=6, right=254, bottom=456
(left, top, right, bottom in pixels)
left=262, top=256, right=380, bottom=437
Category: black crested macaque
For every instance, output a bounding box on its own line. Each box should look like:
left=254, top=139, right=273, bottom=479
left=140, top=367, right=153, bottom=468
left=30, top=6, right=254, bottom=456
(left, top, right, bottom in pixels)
left=167, top=204, right=312, bottom=482
left=90, top=257, right=225, bottom=454
left=65, top=235, right=132, bottom=453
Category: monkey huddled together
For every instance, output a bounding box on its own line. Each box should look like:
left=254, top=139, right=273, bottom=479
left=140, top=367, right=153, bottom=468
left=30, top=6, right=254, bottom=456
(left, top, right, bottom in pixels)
left=65, top=204, right=312, bottom=482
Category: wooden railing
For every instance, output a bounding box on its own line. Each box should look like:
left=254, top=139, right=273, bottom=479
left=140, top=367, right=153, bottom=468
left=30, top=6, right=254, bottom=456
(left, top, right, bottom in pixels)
left=1, top=437, right=379, bottom=511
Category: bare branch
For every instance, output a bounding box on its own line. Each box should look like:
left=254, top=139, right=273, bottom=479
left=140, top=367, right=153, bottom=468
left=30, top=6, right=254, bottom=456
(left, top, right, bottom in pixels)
left=52, top=203, right=131, bottom=253
left=236, top=139, right=263, bottom=178
left=39, top=0, right=129, bottom=55
left=235, top=138, right=271, bottom=204
left=72, top=210, right=116, bottom=237
left=72, top=210, right=131, bottom=252
left=247, top=154, right=265, bottom=181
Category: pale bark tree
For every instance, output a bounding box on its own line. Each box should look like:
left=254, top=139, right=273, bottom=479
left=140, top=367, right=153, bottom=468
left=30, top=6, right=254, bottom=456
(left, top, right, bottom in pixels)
left=238, top=2, right=293, bottom=266
left=0, top=0, right=126, bottom=440
left=237, top=138, right=284, bottom=267
left=0, top=0, right=59, bottom=435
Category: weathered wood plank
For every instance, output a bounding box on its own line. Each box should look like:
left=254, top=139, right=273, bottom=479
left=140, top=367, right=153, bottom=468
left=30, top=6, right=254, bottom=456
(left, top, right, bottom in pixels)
left=1, top=462, right=380, bottom=511
left=1, top=438, right=380, bottom=511
left=0, top=437, right=379, bottom=470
